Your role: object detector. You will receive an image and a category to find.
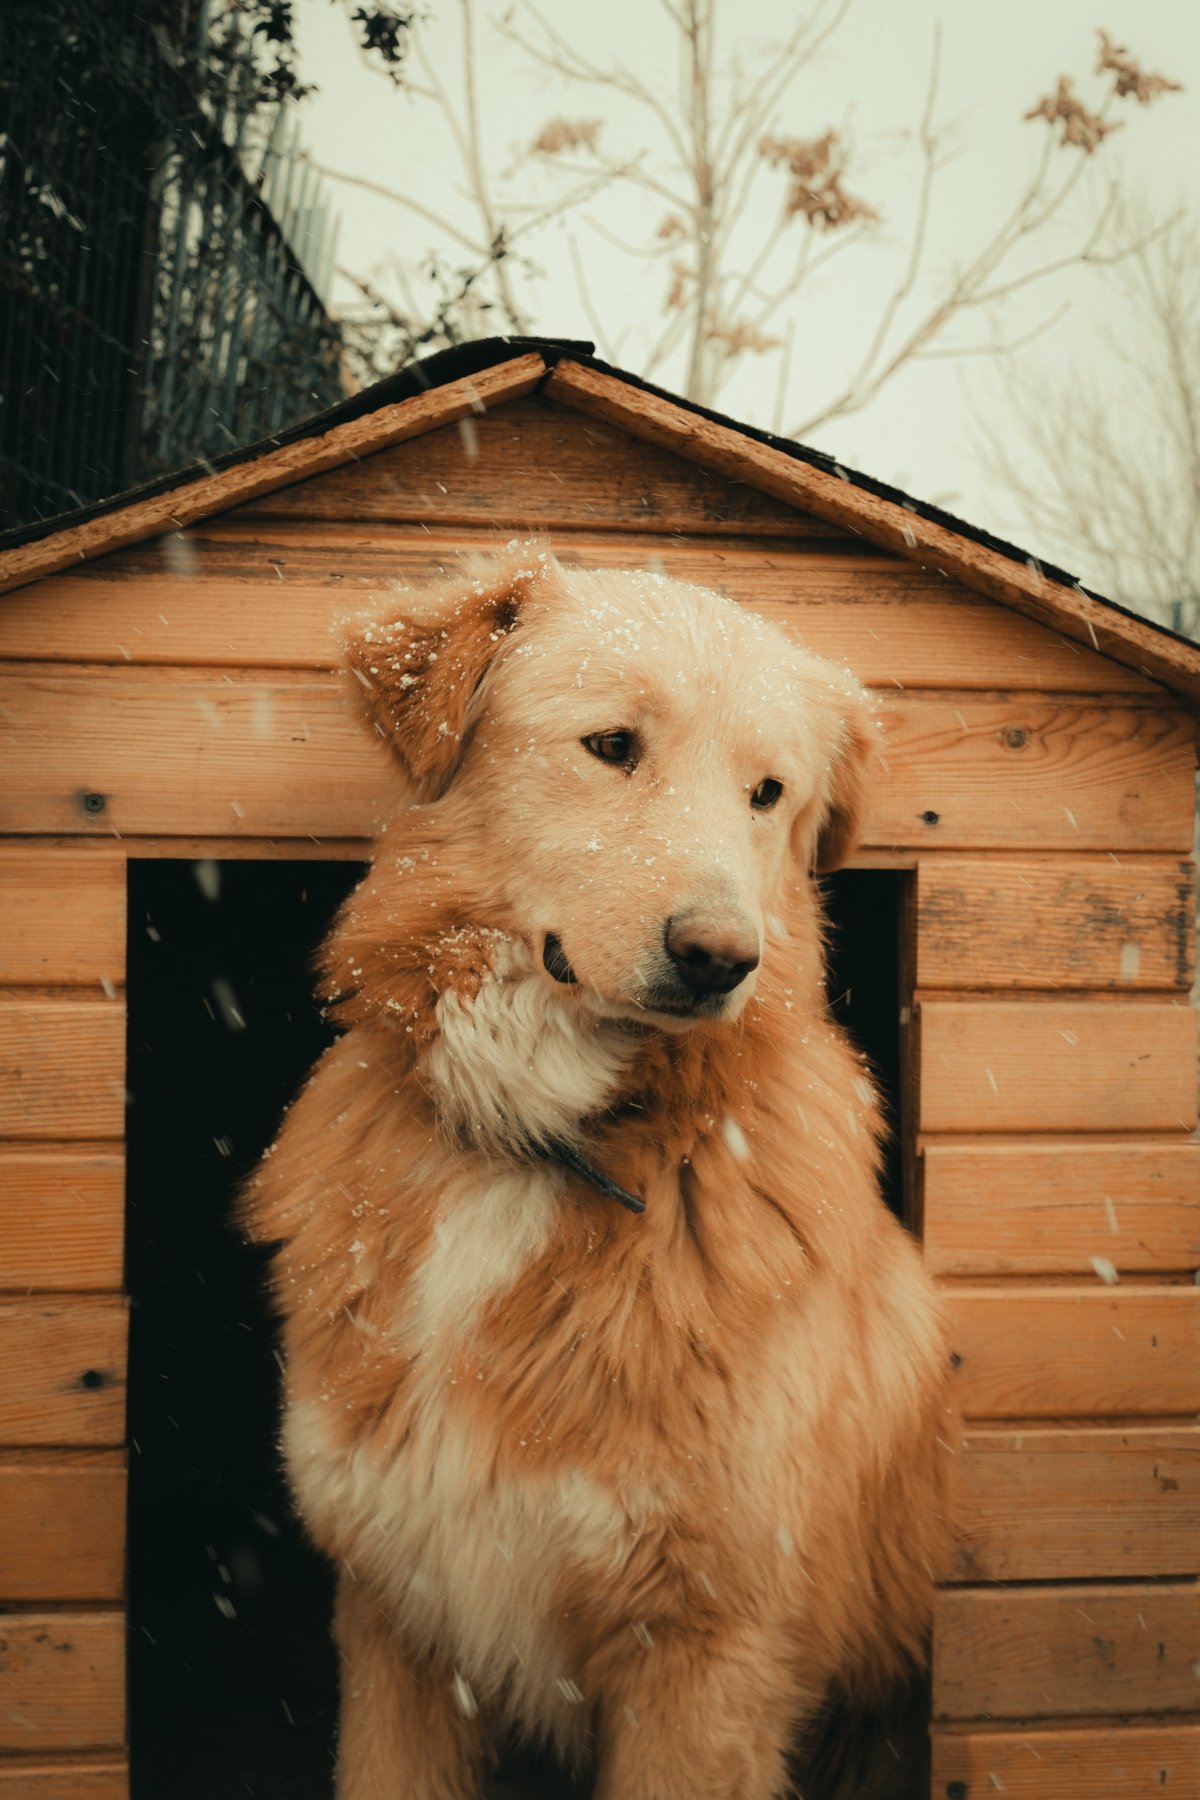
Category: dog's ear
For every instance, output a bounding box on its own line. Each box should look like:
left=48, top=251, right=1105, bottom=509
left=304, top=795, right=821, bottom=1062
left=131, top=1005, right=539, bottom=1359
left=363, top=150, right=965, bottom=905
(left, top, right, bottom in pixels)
left=344, top=564, right=538, bottom=797
left=813, top=694, right=876, bottom=873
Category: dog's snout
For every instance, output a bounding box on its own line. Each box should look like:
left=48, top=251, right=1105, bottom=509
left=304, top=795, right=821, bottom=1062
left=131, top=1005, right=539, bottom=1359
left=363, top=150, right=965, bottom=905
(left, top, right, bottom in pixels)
left=665, top=914, right=761, bottom=997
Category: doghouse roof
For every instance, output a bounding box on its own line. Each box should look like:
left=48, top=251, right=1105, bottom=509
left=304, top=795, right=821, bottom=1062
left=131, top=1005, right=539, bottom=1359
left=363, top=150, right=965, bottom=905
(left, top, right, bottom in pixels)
left=2, top=336, right=1198, bottom=711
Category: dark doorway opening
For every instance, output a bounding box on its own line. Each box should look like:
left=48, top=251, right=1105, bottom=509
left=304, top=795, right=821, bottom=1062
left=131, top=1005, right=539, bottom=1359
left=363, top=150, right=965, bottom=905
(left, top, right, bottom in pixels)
left=124, top=860, right=908, bottom=1798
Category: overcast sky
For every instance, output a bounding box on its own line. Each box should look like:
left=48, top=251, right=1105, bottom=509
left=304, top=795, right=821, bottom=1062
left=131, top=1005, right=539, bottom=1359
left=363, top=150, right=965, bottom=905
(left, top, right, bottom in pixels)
left=291, top=0, right=1198, bottom=592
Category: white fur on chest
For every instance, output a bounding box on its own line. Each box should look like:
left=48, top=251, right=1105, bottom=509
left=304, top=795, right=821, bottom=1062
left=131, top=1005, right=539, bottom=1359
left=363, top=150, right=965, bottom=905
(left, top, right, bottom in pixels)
left=421, top=946, right=631, bottom=1153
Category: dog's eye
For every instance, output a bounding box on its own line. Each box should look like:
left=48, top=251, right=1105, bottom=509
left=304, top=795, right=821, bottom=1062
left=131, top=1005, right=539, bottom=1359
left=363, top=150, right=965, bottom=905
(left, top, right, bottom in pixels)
left=751, top=777, right=783, bottom=810
left=583, top=730, right=637, bottom=768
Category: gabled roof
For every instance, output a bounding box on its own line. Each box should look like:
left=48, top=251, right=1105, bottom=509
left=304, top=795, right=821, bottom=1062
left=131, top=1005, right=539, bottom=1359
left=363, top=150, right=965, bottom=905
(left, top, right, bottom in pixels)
left=2, top=336, right=1198, bottom=711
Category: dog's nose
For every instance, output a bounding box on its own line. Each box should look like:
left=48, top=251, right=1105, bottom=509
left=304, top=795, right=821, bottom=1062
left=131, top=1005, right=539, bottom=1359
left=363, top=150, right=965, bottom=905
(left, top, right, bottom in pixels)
left=665, top=915, right=760, bottom=996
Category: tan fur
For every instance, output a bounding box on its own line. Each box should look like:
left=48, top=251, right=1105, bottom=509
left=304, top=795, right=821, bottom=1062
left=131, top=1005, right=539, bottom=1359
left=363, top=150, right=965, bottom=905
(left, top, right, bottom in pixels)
left=242, top=546, right=955, bottom=1799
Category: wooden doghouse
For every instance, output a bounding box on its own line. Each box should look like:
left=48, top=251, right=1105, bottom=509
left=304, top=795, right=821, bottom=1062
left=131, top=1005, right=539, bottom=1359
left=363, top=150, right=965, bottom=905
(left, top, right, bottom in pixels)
left=0, top=339, right=1197, bottom=1798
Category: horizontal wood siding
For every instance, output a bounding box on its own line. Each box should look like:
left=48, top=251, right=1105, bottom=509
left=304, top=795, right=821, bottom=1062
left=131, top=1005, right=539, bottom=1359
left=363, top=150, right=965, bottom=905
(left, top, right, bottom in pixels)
left=0, top=853, right=126, bottom=986
left=954, top=1425, right=1200, bottom=1581
left=0, top=1614, right=124, bottom=1752
left=933, top=1583, right=1200, bottom=1721
left=944, top=1287, right=1200, bottom=1419
left=0, top=1300, right=127, bottom=1447
left=0, top=1453, right=125, bottom=1600
left=0, top=526, right=1158, bottom=693
left=931, top=1723, right=1200, bottom=1798
left=918, top=1000, right=1198, bottom=1134
left=0, top=1002, right=126, bottom=1141
left=0, top=1764, right=128, bottom=1798
left=923, top=1139, right=1200, bottom=1277
left=0, top=1150, right=125, bottom=1290
left=2, top=671, right=1193, bottom=850
left=916, top=857, right=1195, bottom=990
left=231, top=398, right=844, bottom=537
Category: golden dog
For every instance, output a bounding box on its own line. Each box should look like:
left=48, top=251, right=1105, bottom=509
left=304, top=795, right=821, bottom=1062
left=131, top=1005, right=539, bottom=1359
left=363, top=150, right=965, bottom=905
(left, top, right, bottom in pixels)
left=243, top=546, right=953, bottom=1799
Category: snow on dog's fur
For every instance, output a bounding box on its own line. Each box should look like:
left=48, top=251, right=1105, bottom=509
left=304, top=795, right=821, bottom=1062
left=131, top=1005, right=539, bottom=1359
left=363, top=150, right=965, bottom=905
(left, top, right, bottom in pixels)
left=242, top=545, right=955, bottom=1799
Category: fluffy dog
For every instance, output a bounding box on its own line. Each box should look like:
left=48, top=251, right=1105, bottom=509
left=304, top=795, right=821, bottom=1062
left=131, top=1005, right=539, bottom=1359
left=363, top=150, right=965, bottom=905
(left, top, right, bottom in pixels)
left=242, top=546, right=953, bottom=1799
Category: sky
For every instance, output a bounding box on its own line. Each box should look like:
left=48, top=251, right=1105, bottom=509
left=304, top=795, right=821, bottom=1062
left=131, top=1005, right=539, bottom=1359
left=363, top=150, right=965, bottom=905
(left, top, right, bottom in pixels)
left=289, top=0, right=1199, bottom=601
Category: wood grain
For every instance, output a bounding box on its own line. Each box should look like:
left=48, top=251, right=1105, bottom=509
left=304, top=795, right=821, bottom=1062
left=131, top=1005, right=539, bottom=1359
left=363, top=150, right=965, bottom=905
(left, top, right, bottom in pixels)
left=0, top=1149, right=125, bottom=1290
left=0, top=1452, right=125, bottom=1600
left=916, top=857, right=1195, bottom=990
left=0, top=1613, right=124, bottom=1751
left=2, top=668, right=1193, bottom=852
left=918, top=1000, right=1198, bottom=1134
left=931, top=1723, right=1200, bottom=1798
left=944, top=1286, right=1200, bottom=1419
left=0, top=1766, right=127, bottom=1800
left=0, top=354, right=548, bottom=599
left=0, top=1002, right=125, bottom=1141
left=954, top=1425, right=1200, bottom=1581
left=0, top=1299, right=127, bottom=1446
left=922, top=1139, right=1200, bottom=1277
left=0, top=528, right=1159, bottom=693
left=232, top=398, right=841, bottom=537
left=545, top=358, right=1200, bottom=709
left=0, top=852, right=126, bottom=987
left=933, top=1582, right=1200, bottom=1720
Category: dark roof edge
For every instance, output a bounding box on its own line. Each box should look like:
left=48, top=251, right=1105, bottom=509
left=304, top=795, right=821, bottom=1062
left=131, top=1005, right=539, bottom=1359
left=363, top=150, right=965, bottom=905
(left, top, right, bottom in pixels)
left=1, top=333, right=1193, bottom=656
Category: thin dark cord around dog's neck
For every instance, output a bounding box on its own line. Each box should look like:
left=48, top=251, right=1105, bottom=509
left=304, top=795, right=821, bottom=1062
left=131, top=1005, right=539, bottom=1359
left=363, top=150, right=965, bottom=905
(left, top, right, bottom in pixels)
left=535, top=1137, right=646, bottom=1214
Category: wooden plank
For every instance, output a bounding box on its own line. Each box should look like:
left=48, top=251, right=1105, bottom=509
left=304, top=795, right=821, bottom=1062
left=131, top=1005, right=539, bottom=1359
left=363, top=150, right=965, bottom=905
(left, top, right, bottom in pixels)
left=0, top=1613, right=124, bottom=1751
left=0, top=1149, right=124, bottom=1290
left=0, top=527, right=1159, bottom=693
left=0, top=1299, right=127, bottom=1447
left=544, top=358, right=1200, bottom=710
left=0, top=1002, right=125, bottom=1141
left=0, top=852, right=126, bottom=987
left=880, top=699, right=1195, bottom=853
left=0, top=1452, right=125, bottom=1601
left=932, top=1723, right=1200, bottom=1798
left=918, top=1001, right=1198, bottom=1134
left=923, top=1139, right=1200, bottom=1277
left=916, top=857, right=1195, bottom=990
left=0, top=354, right=548, bottom=599
left=933, top=1582, right=1200, bottom=1721
left=944, top=1287, right=1200, bottom=1419
left=0, top=1763, right=128, bottom=1799
left=232, top=398, right=841, bottom=537
left=954, top=1425, right=1200, bottom=1581
left=2, top=669, right=1194, bottom=851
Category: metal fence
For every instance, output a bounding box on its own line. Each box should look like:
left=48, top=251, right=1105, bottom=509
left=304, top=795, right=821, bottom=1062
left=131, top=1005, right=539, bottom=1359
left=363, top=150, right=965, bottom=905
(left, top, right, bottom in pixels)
left=0, top=3, right=344, bottom=531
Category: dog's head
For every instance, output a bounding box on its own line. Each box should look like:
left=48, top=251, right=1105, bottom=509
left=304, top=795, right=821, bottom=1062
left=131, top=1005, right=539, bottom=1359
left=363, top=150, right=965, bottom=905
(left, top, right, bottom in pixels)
left=345, top=547, right=875, bottom=1029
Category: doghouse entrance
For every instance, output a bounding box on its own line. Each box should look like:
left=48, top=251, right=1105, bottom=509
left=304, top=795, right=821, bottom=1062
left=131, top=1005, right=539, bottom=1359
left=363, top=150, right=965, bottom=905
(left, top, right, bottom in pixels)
left=124, top=860, right=908, bottom=1798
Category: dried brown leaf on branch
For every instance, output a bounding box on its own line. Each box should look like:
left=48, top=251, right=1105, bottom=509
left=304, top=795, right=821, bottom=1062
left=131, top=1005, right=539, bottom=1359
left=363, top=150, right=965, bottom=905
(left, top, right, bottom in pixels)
left=706, top=323, right=783, bottom=356
left=1097, top=29, right=1183, bottom=104
left=1023, top=76, right=1119, bottom=153
left=530, top=117, right=603, bottom=156
left=758, top=129, right=878, bottom=229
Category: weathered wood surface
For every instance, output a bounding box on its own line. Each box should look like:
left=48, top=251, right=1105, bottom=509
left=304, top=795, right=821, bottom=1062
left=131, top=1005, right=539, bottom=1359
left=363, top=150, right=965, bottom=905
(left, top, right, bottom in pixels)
left=0, top=1150, right=124, bottom=1290
left=0, top=1003, right=125, bottom=1141
left=922, top=1139, right=1200, bottom=1276
left=0, top=1452, right=125, bottom=1600
left=944, top=1287, right=1200, bottom=1418
left=918, top=1001, right=1198, bottom=1134
left=0, top=1300, right=127, bottom=1446
left=0, top=523, right=1159, bottom=693
left=933, top=1582, right=1200, bottom=1720
left=0, top=354, right=548, bottom=599
left=916, top=857, right=1195, bottom=990
left=931, top=1723, right=1200, bottom=1798
left=2, top=669, right=1193, bottom=851
left=0, top=852, right=126, bottom=987
left=544, top=359, right=1200, bottom=710
left=232, top=398, right=844, bottom=537
left=954, top=1425, right=1200, bottom=1581
left=0, top=1763, right=128, bottom=1798
left=0, top=1613, right=124, bottom=1751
